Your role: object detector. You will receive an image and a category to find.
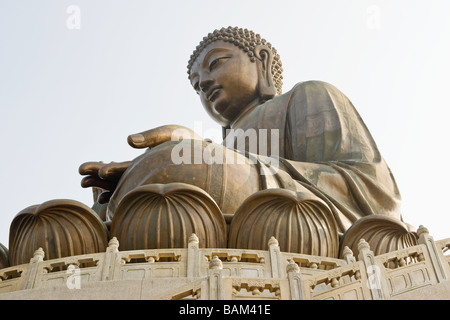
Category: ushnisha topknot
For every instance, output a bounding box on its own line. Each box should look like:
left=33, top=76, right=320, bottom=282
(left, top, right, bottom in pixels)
left=187, top=26, right=283, bottom=95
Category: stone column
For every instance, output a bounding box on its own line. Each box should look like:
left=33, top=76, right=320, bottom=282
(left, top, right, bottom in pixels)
left=22, top=247, right=45, bottom=290
left=341, top=246, right=356, bottom=285
left=342, top=246, right=356, bottom=264
left=208, top=256, right=224, bottom=300
left=286, top=260, right=305, bottom=300
left=357, top=239, right=385, bottom=300
left=417, top=225, right=448, bottom=282
left=187, top=234, right=199, bottom=278
left=268, top=236, right=282, bottom=278
left=101, top=237, right=119, bottom=281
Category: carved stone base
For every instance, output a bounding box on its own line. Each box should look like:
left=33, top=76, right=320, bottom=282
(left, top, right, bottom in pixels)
left=0, top=230, right=448, bottom=300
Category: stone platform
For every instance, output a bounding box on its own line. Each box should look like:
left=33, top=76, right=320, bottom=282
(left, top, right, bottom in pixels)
left=0, top=226, right=449, bottom=300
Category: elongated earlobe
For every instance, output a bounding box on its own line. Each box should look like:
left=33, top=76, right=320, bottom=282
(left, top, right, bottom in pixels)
left=254, top=45, right=277, bottom=101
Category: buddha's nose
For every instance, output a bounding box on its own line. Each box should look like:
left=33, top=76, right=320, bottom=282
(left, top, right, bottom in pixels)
left=200, top=78, right=214, bottom=93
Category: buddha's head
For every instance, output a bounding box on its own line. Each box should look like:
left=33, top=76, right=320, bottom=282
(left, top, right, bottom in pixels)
left=187, top=27, right=283, bottom=127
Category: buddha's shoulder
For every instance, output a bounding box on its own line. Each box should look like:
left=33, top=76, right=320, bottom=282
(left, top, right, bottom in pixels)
left=258, top=80, right=345, bottom=111
left=261, top=80, right=349, bottom=114
left=287, top=80, right=341, bottom=96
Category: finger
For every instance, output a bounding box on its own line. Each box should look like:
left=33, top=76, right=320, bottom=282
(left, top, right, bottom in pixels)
left=98, top=161, right=132, bottom=181
left=127, top=125, right=177, bottom=149
left=98, top=191, right=112, bottom=204
left=81, top=175, right=117, bottom=191
left=79, top=161, right=105, bottom=176
left=127, top=125, right=201, bottom=149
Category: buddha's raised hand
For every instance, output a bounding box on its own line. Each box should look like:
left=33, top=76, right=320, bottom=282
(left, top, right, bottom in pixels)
left=79, top=125, right=202, bottom=204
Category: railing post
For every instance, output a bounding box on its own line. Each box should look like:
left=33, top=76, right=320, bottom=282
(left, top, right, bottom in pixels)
left=342, top=246, right=356, bottom=264
left=268, top=236, right=282, bottom=278
left=286, top=260, right=305, bottom=300
left=417, top=225, right=448, bottom=282
left=187, top=234, right=199, bottom=278
left=22, top=247, right=45, bottom=290
left=101, top=237, right=119, bottom=281
left=357, top=239, right=386, bottom=300
left=208, top=256, right=224, bottom=300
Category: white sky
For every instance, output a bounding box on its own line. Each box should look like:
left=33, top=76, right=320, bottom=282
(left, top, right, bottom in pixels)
left=0, top=0, right=449, bottom=247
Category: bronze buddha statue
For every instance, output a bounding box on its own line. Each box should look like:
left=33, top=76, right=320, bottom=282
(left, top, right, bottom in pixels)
left=7, top=27, right=418, bottom=266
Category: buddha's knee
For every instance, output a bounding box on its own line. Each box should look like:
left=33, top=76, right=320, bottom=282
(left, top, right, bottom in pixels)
left=107, top=140, right=262, bottom=220
left=228, top=188, right=340, bottom=258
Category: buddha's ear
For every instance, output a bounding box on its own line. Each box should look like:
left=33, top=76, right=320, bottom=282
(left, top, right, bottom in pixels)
left=254, top=45, right=277, bottom=101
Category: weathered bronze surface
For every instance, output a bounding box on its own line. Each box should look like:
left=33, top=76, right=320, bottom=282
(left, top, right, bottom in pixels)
left=7, top=26, right=417, bottom=264
left=339, top=215, right=418, bottom=257
left=228, top=188, right=339, bottom=257
left=77, top=27, right=414, bottom=257
left=9, top=200, right=108, bottom=266
left=110, top=183, right=227, bottom=250
left=0, top=243, right=9, bottom=269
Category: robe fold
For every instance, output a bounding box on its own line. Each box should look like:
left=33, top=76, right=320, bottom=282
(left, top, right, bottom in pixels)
left=229, top=80, right=402, bottom=234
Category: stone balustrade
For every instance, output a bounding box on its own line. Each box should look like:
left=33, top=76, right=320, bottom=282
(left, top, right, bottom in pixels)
left=0, top=226, right=449, bottom=300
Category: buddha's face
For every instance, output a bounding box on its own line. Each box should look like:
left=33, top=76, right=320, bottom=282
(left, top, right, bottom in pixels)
left=189, top=40, right=260, bottom=127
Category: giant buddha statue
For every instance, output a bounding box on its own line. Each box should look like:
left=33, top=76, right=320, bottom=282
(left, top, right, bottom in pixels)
left=5, top=27, right=418, bottom=267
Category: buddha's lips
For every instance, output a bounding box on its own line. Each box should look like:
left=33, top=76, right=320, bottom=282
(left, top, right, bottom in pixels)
left=207, top=86, right=221, bottom=102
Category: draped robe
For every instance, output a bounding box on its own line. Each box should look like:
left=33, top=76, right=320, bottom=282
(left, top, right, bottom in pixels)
left=228, top=80, right=402, bottom=234
left=108, top=80, right=403, bottom=239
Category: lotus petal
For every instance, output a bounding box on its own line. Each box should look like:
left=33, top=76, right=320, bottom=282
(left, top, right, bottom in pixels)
left=110, top=183, right=227, bottom=250
left=339, top=215, right=418, bottom=257
left=228, top=188, right=339, bottom=257
left=9, top=199, right=108, bottom=266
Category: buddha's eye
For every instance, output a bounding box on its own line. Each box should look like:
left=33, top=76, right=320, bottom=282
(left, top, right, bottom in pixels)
left=209, top=57, right=229, bottom=71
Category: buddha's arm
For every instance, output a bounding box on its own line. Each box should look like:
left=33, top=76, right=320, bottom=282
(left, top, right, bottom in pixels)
left=284, top=81, right=381, bottom=164
left=278, top=81, right=402, bottom=229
